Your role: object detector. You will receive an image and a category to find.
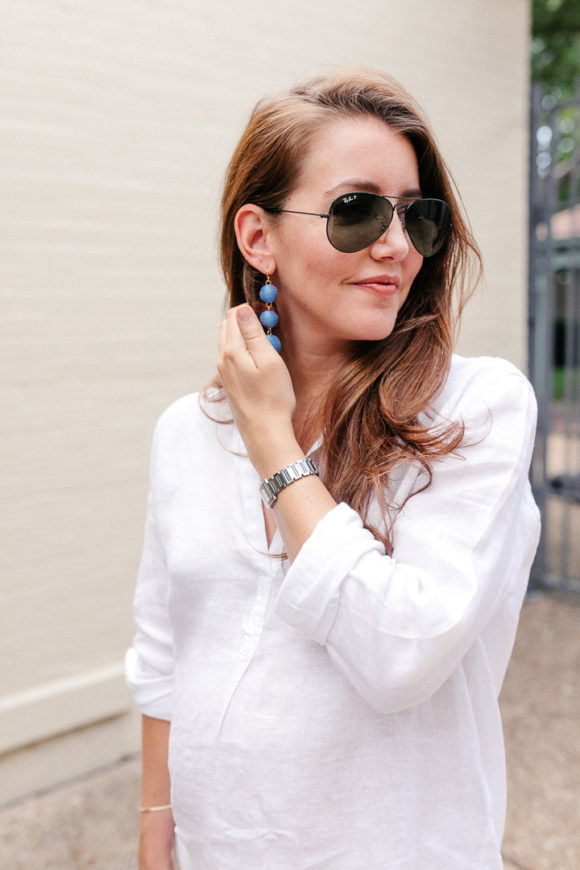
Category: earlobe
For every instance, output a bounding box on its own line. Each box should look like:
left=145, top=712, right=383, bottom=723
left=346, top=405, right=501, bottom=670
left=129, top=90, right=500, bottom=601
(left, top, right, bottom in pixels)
left=234, top=204, right=276, bottom=274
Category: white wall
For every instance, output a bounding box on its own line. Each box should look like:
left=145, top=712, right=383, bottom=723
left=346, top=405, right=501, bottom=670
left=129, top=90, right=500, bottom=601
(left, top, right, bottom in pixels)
left=0, top=0, right=530, bottom=805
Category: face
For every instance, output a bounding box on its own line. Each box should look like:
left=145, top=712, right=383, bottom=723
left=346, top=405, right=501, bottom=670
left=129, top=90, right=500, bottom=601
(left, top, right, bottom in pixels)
left=266, top=116, right=424, bottom=355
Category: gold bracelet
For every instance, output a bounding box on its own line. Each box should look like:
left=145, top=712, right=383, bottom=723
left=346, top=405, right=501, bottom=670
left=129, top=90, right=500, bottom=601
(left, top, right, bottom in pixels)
left=138, top=803, right=172, bottom=813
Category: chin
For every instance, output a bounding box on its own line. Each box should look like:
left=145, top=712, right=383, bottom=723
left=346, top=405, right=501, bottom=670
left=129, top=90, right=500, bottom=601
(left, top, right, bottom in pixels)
left=349, top=322, right=397, bottom=343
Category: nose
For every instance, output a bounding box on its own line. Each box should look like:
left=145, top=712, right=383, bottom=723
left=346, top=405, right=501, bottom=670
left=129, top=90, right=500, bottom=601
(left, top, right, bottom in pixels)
left=370, top=209, right=410, bottom=260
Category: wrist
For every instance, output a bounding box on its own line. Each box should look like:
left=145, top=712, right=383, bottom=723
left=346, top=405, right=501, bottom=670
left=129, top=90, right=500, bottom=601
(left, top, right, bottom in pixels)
left=260, top=458, right=319, bottom=509
left=246, top=432, right=305, bottom=481
left=139, top=825, right=174, bottom=867
left=139, top=809, right=174, bottom=833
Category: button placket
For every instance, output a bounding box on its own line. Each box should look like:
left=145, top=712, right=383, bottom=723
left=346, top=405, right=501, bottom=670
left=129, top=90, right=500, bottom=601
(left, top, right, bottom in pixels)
left=234, top=430, right=284, bottom=658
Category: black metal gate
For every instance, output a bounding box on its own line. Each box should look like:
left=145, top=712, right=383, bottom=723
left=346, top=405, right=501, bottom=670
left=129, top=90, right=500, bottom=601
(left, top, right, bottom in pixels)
left=529, top=85, right=580, bottom=591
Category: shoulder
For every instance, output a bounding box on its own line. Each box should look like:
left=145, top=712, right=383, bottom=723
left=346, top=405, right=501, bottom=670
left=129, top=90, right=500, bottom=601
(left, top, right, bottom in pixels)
left=156, top=391, right=200, bottom=426
left=147, top=389, right=237, bottom=490
left=153, top=392, right=200, bottom=441
left=155, top=387, right=229, bottom=430
left=436, top=354, right=537, bottom=421
left=434, top=355, right=538, bottom=470
left=152, top=388, right=232, bottom=452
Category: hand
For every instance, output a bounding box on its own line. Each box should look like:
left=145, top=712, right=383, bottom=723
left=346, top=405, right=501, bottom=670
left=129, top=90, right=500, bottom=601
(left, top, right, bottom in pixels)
left=218, top=304, right=298, bottom=475
left=219, top=303, right=337, bottom=559
left=138, top=810, right=175, bottom=870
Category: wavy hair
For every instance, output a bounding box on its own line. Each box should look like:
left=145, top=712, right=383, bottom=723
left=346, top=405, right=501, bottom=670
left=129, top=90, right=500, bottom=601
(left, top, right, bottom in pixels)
left=211, top=70, right=482, bottom=552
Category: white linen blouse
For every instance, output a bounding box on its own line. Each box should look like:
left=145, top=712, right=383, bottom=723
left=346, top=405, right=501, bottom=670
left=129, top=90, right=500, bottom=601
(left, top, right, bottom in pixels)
left=125, top=354, right=540, bottom=870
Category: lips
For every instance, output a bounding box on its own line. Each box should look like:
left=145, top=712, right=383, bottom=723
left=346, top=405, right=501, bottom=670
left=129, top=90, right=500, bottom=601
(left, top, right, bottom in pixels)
left=352, top=275, right=401, bottom=295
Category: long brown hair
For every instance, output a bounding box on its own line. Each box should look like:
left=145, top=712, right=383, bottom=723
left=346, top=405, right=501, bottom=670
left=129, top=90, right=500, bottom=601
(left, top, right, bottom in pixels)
left=213, top=70, right=482, bottom=552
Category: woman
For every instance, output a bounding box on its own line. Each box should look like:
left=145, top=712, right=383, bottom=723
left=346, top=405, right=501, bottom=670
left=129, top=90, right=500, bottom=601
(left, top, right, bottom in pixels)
left=125, top=70, right=540, bottom=870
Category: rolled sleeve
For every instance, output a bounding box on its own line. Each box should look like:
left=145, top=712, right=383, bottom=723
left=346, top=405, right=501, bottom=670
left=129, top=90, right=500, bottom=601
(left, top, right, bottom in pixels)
left=275, top=504, right=385, bottom=644
left=275, top=361, right=541, bottom=714
left=125, top=434, right=175, bottom=720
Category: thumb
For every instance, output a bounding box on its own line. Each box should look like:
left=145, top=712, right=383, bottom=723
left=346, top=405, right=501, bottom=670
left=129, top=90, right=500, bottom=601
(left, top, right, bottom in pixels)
left=235, top=304, right=277, bottom=353
left=236, top=304, right=263, bottom=337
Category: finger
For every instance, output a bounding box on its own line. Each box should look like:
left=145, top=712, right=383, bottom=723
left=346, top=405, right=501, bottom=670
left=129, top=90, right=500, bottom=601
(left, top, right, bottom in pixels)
left=234, top=304, right=279, bottom=364
left=218, top=308, right=256, bottom=384
left=226, top=306, right=257, bottom=362
left=217, top=318, right=231, bottom=371
left=218, top=318, right=226, bottom=354
left=236, top=304, right=262, bottom=337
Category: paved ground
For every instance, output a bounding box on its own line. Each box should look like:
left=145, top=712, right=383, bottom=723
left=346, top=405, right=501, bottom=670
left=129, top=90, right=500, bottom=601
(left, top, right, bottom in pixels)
left=500, top=590, right=580, bottom=870
left=0, top=590, right=578, bottom=870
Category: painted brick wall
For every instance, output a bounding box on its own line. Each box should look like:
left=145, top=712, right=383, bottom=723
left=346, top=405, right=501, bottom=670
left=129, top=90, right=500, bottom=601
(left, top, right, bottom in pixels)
left=0, top=0, right=529, bottom=804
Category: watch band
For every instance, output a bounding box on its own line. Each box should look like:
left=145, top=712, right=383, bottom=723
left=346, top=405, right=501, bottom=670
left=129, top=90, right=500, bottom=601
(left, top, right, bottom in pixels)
left=259, top=457, right=319, bottom=509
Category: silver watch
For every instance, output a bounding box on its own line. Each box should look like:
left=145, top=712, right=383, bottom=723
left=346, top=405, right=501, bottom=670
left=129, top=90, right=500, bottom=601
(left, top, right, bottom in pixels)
left=259, top=458, right=319, bottom=509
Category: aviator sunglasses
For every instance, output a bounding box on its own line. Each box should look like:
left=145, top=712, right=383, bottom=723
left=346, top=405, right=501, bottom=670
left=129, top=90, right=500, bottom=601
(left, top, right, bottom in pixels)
left=267, top=191, right=451, bottom=257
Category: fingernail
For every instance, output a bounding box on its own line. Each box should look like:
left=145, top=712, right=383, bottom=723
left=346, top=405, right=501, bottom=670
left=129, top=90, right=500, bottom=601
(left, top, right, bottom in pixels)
left=237, top=306, right=253, bottom=322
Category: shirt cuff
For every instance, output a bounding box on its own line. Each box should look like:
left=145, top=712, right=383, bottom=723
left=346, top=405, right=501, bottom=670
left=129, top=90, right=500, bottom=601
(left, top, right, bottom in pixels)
left=274, top=502, right=385, bottom=645
left=124, top=647, right=174, bottom=720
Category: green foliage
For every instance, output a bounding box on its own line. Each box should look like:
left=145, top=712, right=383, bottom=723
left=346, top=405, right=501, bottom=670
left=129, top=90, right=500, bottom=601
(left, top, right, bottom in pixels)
left=553, top=366, right=565, bottom=400
left=532, top=0, right=580, bottom=96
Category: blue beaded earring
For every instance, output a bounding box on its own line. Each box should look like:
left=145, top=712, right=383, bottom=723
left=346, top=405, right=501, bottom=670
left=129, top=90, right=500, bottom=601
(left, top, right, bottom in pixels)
left=259, top=277, right=281, bottom=353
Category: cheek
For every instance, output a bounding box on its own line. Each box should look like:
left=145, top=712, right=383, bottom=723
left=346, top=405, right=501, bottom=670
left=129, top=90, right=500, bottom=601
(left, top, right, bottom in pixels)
left=397, top=287, right=411, bottom=313
left=277, top=237, right=327, bottom=284
left=406, top=255, right=424, bottom=288
left=409, top=252, right=424, bottom=277
left=398, top=258, right=423, bottom=310
left=280, top=245, right=342, bottom=290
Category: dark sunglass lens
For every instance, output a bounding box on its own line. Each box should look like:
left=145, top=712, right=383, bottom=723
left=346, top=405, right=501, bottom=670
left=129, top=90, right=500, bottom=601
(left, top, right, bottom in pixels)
left=327, top=193, right=392, bottom=253
left=405, top=199, right=450, bottom=256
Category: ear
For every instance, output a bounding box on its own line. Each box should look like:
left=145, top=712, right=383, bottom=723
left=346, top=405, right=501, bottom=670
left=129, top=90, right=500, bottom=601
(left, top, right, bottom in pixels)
left=234, top=204, right=276, bottom=275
